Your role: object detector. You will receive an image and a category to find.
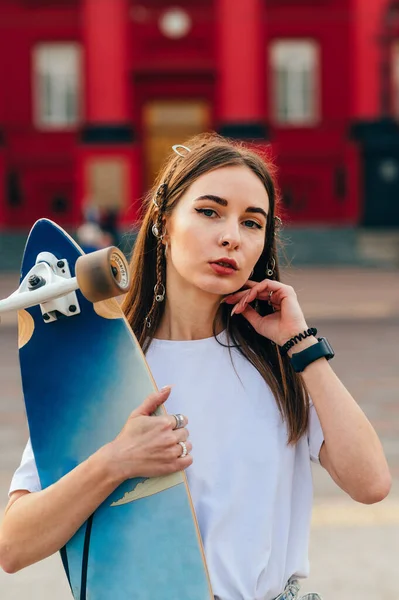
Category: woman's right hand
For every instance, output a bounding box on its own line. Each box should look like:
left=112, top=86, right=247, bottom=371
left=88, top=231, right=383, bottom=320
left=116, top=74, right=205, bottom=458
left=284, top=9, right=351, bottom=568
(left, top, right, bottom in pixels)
left=102, top=386, right=193, bottom=483
left=0, top=387, right=191, bottom=573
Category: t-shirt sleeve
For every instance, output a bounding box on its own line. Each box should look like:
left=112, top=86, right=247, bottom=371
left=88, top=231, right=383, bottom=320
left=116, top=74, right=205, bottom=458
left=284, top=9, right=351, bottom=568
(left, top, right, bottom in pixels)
left=8, top=438, right=42, bottom=497
left=308, top=401, right=324, bottom=464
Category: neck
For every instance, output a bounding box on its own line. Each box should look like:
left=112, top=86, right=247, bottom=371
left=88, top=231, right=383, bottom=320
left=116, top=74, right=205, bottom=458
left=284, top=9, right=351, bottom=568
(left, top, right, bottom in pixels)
left=154, top=272, right=225, bottom=341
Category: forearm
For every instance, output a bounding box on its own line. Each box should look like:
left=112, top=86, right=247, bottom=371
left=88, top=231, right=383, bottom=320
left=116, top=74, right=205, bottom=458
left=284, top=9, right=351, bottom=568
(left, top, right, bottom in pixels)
left=0, top=444, right=121, bottom=573
left=290, top=338, right=391, bottom=501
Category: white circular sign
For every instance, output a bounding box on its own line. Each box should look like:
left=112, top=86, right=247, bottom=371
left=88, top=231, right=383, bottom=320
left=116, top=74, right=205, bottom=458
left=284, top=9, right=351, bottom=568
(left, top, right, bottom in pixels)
left=159, top=8, right=192, bottom=39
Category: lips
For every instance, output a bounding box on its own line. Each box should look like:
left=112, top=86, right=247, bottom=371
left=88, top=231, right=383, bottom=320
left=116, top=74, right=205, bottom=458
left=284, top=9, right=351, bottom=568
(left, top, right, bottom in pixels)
left=210, top=258, right=238, bottom=270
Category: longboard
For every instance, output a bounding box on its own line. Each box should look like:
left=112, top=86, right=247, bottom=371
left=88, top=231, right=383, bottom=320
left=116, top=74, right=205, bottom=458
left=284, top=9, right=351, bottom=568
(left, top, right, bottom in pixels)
left=13, top=219, right=213, bottom=599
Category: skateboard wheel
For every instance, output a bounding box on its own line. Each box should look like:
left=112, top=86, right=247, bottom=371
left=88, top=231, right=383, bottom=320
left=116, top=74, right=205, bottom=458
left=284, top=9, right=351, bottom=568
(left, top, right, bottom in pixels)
left=75, top=247, right=130, bottom=303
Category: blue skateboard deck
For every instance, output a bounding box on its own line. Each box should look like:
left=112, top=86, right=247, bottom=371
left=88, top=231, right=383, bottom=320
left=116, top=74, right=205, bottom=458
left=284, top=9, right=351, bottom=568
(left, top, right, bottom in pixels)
left=18, top=219, right=213, bottom=599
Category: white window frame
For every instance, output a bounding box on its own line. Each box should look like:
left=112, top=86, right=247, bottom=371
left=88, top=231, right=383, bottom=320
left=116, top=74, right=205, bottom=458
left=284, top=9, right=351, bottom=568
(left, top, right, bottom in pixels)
left=270, top=39, right=320, bottom=126
left=33, top=42, right=83, bottom=130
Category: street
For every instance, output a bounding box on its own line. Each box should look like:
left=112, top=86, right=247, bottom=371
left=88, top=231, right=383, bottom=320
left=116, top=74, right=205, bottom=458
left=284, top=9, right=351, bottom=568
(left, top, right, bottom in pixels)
left=0, top=267, right=398, bottom=600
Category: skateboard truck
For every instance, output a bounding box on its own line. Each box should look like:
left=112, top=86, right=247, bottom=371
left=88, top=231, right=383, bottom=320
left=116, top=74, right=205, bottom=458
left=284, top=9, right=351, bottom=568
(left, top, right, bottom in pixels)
left=0, top=245, right=131, bottom=323
left=30, top=252, right=82, bottom=322
left=0, top=252, right=81, bottom=322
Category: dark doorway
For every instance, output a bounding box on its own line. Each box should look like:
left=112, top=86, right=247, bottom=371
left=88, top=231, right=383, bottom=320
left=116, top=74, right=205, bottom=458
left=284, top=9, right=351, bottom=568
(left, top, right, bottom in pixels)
left=363, top=150, right=399, bottom=226
left=353, top=119, right=399, bottom=227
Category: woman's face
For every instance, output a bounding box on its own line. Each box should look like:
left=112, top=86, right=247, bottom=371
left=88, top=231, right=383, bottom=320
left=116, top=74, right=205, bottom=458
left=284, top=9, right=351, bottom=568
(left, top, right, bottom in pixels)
left=164, top=165, right=270, bottom=296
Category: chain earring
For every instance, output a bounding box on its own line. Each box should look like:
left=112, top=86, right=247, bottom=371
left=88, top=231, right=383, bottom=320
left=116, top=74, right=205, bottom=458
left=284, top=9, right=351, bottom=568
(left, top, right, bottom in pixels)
left=266, top=257, right=276, bottom=277
left=143, top=180, right=169, bottom=334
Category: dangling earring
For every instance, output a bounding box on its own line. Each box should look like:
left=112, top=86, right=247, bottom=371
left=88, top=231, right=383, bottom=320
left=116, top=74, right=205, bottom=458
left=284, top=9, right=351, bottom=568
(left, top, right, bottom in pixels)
left=154, top=283, right=165, bottom=302
left=152, top=224, right=165, bottom=239
left=266, top=257, right=275, bottom=277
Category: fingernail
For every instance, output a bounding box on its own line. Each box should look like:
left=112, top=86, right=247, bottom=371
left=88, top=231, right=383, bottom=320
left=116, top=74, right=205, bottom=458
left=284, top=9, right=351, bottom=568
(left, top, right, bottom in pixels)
left=231, top=305, right=237, bottom=316
left=160, top=385, right=172, bottom=392
left=220, top=298, right=226, bottom=304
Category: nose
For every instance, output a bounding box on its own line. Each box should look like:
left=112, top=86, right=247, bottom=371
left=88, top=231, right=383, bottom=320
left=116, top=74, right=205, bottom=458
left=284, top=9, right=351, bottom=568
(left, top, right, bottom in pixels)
left=219, top=223, right=241, bottom=250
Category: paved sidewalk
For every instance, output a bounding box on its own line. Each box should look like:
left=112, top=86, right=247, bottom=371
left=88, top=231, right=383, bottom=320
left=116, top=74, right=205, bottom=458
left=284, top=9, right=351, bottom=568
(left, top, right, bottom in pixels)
left=0, top=267, right=398, bottom=599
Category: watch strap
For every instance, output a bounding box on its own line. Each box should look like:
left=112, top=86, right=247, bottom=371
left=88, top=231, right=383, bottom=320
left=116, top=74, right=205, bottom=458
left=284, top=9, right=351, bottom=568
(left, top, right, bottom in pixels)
left=289, top=337, right=335, bottom=373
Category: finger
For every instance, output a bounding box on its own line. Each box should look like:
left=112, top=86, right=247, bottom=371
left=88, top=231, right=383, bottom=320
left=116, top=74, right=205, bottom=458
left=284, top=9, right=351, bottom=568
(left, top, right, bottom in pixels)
left=167, top=413, right=189, bottom=429
left=175, top=440, right=193, bottom=458
left=174, top=454, right=193, bottom=471
left=241, top=304, right=267, bottom=330
left=231, top=287, right=261, bottom=314
left=130, top=387, right=172, bottom=419
left=254, top=284, right=294, bottom=306
left=224, top=290, right=254, bottom=308
left=225, top=280, right=273, bottom=305
left=230, top=280, right=293, bottom=308
left=234, top=288, right=284, bottom=315
left=173, top=428, right=189, bottom=443
left=222, top=286, right=255, bottom=304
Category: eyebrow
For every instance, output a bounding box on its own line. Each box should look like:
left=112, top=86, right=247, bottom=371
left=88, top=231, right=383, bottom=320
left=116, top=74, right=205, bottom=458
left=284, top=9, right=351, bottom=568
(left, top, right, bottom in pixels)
left=194, top=195, right=268, bottom=220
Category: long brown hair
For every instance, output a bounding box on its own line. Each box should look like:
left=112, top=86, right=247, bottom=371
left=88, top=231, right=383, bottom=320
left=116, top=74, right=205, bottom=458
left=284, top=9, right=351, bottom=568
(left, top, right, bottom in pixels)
left=122, top=133, right=309, bottom=443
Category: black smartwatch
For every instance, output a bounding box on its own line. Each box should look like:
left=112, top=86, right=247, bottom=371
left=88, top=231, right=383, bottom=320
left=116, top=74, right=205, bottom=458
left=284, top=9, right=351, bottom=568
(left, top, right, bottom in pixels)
left=289, top=337, right=335, bottom=373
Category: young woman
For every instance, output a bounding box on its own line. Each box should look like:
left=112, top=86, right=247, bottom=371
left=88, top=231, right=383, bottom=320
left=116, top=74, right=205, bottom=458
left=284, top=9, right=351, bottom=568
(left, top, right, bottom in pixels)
left=0, top=133, right=391, bottom=600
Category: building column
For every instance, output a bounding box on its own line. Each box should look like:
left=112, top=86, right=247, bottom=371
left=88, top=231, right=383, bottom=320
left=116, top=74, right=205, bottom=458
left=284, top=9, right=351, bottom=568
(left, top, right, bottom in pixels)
left=77, top=0, right=139, bottom=230
left=84, top=0, right=129, bottom=127
left=216, top=0, right=267, bottom=140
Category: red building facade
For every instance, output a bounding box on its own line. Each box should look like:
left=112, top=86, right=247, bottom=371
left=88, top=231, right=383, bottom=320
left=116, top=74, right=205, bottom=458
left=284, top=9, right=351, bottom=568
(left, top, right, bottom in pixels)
left=0, top=0, right=397, bottom=230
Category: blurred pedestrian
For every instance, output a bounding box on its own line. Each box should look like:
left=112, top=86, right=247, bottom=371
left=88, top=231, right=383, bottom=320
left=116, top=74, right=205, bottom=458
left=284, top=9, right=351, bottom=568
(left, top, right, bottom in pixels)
left=99, top=207, right=121, bottom=248
left=77, top=199, right=115, bottom=253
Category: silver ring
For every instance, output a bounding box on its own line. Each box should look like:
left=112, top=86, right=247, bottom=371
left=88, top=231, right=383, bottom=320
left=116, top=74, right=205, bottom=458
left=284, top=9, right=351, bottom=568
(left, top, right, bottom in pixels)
left=172, top=144, right=191, bottom=157
left=178, top=441, right=188, bottom=458
left=173, top=413, right=185, bottom=430
left=268, top=290, right=274, bottom=304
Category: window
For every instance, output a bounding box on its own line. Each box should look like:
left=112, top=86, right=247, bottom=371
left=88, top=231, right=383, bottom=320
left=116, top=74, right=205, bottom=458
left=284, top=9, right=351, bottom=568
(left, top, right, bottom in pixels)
left=33, top=43, right=82, bottom=129
left=270, top=40, right=319, bottom=126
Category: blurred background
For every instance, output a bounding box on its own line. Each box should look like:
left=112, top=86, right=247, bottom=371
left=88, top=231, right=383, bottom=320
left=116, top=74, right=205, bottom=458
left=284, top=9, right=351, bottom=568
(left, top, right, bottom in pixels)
left=0, top=0, right=398, bottom=598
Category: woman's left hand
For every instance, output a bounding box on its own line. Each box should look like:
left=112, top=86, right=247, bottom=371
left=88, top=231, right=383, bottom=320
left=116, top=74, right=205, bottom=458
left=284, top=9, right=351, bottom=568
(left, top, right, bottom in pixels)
left=223, top=279, right=309, bottom=347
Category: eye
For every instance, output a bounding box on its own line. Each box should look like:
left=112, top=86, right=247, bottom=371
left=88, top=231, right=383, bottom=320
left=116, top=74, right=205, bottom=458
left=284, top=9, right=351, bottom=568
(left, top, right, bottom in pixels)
left=195, top=208, right=217, bottom=218
left=244, top=220, right=263, bottom=230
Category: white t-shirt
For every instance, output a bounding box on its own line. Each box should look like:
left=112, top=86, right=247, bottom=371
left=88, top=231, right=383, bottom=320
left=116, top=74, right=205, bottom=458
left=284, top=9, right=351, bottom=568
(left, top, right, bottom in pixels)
left=9, top=331, right=324, bottom=600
